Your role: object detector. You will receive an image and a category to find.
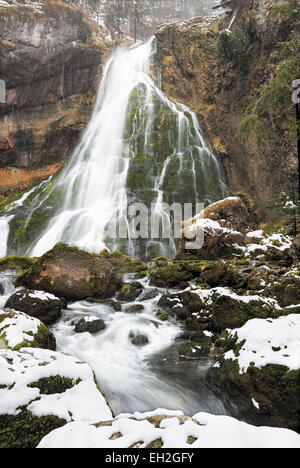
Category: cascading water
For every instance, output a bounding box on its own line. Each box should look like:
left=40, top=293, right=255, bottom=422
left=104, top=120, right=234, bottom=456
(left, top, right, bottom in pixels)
left=2, top=38, right=227, bottom=260
left=0, top=39, right=230, bottom=417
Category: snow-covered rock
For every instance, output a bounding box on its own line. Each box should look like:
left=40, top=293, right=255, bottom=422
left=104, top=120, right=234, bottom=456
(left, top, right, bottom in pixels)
left=37, top=410, right=300, bottom=449
left=0, top=347, right=112, bottom=447
left=207, top=314, right=300, bottom=432
left=0, top=309, right=56, bottom=351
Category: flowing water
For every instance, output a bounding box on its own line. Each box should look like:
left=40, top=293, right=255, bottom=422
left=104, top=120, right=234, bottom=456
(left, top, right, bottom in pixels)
left=0, top=39, right=230, bottom=417
left=2, top=38, right=227, bottom=260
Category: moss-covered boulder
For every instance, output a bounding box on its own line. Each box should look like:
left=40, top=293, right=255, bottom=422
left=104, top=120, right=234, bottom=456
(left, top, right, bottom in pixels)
left=200, top=260, right=244, bottom=288
left=119, top=282, right=144, bottom=301
left=149, top=262, right=202, bottom=288
left=16, top=244, right=122, bottom=301
left=0, top=309, right=56, bottom=351
left=0, top=348, right=112, bottom=448
left=210, top=289, right=280, bottom=331
left=0, top=255, right=36, bottom=272
left=207, top=314, right=300, bottom=432
left=158, top=287, right=281, bottom=332
left=5, top=289, right=64, bottom=325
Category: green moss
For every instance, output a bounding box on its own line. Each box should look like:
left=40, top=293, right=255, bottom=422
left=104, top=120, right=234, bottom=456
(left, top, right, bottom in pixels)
left=0, top=410, right=66, bottom=449
left=271, top=0, right=300, bottom=20
left=149, top=262, right=202, bottom=288
left=217, top=28, right=249, bottom=66
left=28, top=376, right=80, bottom=395
left=156, top=312, right=169, bottom=322
left=237, top=33, right=300, bottom=144
left=0, top=255, right=36, bottom=272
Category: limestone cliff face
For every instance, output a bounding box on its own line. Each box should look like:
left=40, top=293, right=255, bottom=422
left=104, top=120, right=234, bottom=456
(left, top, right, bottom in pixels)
left=156, top=0, right=298, bottom=216
left=0, top=0, right=112, bottom=195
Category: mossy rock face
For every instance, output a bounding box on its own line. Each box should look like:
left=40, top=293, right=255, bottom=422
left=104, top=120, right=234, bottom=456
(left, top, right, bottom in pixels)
left=200, top=260, right=244, bottom=288
left=0, top=255, right=36, bottom=272
left=16, top=244, right=123, bottom=301
left=207, top=359, right=300, bottom=432
left=5, top=289, right=64, bottom=326
left=119, top=282, right=144, bottom=302
left=0, top=309, right=56, bottom=351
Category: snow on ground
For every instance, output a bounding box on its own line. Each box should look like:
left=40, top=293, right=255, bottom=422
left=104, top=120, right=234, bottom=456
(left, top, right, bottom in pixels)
left=0, top=309, right=41, bottom=350
left=37, top=410, right=300, bottom=449
left=223, top=314, right=300, bottom=373
left=0, top=347, right=112, bottom=422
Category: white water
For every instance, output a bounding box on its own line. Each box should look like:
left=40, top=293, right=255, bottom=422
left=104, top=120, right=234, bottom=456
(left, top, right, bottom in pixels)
left=51, top=276, right=228, bottom=416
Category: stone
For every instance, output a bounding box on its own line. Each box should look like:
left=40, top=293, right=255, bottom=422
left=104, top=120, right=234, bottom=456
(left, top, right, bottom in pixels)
left=119, top=282, right=144, bottom=302
left=5, top=289, right=64, bottom=325
left=75, top=317, right=106, bottom=334
left=0, top=309, right=56, bottom=351
left=16, top=244, right=122, bottom=302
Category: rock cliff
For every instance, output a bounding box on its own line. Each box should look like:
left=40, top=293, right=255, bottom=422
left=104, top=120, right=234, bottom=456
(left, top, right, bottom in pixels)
left=156, top=0, right=299, bottom=216
left=0, top=0, right=112, bottom=196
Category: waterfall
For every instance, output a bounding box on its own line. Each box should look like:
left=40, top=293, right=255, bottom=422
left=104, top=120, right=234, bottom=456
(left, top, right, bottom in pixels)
left=1, top=38, right=227, bottom=260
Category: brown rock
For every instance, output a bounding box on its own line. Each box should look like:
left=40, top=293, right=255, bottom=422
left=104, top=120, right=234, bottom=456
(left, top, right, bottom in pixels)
left=16, top=244, right=122, bottom=301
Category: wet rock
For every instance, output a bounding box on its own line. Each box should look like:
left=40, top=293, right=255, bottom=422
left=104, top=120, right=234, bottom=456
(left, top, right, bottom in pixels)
left=129, top=331, right=149, bottom=347
left=119, top=282, right=144, bottom=302
left=16, top=244, right=122, bottom=302
left=75, top=317, right=106, bottom=334
left=178, top=336, right=211, bottom=359
left=86, top=298, right=122, bottom=311
left=5, top=289, right=64, bottom=325
left=0, top=309, right=56, bottom=351
left=139, top=288, right=159, bottom=301
left=125, top=304, right=145, bottom=313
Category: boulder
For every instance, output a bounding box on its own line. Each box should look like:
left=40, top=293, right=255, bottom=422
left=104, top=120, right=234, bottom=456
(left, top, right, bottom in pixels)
left=0, top=348, right=112, bottom=448
left=178, top=217, right=246, bottom=260
left=0, top=309, right=56, bottom=351
left=75, top=316, right=106, bottom=334
left=149, top=262, right=202, bottom=288
left=129, top=331, right=149, bottom=347
left=125, top=304, right=145, bottom=313
left=159, top=287, right=281, bottom=332
left=203, top=196, right=257, bottom=233
left=207, top=314, right=300, bottom=432
left=16, top=244, right=122, bottom=302
left=5, top=289, right=64, bottom=325
left=119, top=282, right=144, bottom=302
left=200, top=260, right=244, bottom=288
